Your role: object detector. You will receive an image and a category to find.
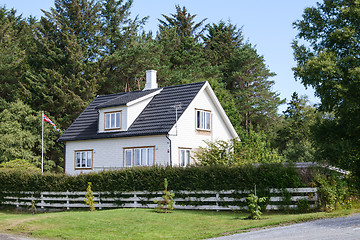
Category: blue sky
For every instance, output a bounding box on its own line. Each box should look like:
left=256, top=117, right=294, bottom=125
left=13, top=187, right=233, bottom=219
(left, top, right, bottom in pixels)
left=1, top=0, right=320, bottom=112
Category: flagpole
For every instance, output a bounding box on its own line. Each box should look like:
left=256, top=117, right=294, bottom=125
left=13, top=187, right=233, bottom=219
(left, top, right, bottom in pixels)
left=41, top=110, right=44, bottom=173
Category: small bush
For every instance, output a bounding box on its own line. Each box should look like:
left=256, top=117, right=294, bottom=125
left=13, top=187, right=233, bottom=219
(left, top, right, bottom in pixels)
left=296, top=198, right=310, bottom=213
left=153, top=178, right=174, bottom=213
left=84, top=182, right=96, bottom=211
left=246, top=193, right=267, bottom=219
left=315, top=173, right=353, bottom=212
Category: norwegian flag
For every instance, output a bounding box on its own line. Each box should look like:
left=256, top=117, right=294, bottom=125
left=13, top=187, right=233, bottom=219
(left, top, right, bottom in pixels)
left=43, top=114, right=60, bottom=131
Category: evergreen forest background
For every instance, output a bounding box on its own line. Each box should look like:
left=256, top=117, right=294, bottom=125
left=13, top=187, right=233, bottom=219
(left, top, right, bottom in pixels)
left=0, top=0, right=359, bottom=184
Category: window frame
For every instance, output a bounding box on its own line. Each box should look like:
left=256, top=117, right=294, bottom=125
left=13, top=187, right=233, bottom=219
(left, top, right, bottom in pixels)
left=74, top=150, right=93, bottom=170
left=123, top=146, right=155, bottom=167
left=179, top=148, right=191, bottom=167
left=195, top=109, right=211, bottom=131
left=104, top=111, right=122, bottom=131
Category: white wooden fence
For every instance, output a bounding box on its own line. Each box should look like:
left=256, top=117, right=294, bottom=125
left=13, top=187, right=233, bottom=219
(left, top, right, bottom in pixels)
left=1, top=188, right=317, bottom=211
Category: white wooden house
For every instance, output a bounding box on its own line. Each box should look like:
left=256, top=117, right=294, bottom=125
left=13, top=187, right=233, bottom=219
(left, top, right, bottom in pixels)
left=59, top=70, right=238, bottom=174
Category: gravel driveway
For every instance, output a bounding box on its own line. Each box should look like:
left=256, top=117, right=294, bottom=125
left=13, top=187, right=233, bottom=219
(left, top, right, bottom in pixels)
left=207, top=213, right=360, bottom=240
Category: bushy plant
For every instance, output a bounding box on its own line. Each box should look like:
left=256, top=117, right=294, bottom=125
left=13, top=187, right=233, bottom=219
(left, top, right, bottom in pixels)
left=296, top=198, right=310, bottom=213
left=195, top=130, right=283, bottom=167
left=154, top=178, right=174, bottom=213
left=0, top=159, right=40, bottom=172
left=246, top=193, right=267, bottom=219
left=315, top=173, right=353, bottom=212
left=195, top=140, right=234, bottom=166
left=0, top=164, right=303, bottom=193
left=84, top=182, right=96, bottom=211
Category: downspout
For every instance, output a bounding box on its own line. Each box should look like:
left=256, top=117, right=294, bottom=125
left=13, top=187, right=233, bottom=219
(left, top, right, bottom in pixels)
left=165, top=134, right=172, bottom=167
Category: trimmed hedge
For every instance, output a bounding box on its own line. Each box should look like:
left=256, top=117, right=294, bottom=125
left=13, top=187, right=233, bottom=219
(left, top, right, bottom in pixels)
left=0, top=164, right=305, bottom=192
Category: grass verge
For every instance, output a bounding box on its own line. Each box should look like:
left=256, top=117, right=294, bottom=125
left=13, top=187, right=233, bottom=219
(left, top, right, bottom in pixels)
left=0, top=206, right=360, bottom=240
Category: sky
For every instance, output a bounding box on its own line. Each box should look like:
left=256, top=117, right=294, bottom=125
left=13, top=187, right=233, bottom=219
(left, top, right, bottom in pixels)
left=1, top=0, right=320, bottom=112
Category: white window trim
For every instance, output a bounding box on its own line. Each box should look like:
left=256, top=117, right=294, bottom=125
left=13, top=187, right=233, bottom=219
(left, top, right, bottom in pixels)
left=74, top=150, right=93, bottom=170
left=179, top=148, right=191, bottom=167
left=124, top=146, right=155, bottom=167
left=104, top=111, right=121, bottom=130
left=196, top=109, right=211, bottom=131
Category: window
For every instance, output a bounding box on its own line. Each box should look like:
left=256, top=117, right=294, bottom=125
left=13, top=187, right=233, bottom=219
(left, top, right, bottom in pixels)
left=124, top=147, right=154, bottom=167
left=75, top=150, right=92, bottom=169
left=196, top=110, right=211, bottom=130
left=179, top=148, right=191, bottom=167
left=105, top=111, right=121, bottom=130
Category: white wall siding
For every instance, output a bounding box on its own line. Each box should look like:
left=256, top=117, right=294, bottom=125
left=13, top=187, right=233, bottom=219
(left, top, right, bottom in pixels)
left=168, top=85, right=234, bottom=166
left=65, top=135, right=170, bottom=175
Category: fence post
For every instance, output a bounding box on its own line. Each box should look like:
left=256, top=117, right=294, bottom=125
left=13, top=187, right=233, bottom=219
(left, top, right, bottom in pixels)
left=98, top=192, right=102, bottom=210
left=15, top=195, right=19, bottom=208
left=134, top=193, right=137, bottom=208
left=66, top=191, right=70, bottom=210
left=216, top=192, right=219, bottom=212
left=41, top=193, right=44, bottom=209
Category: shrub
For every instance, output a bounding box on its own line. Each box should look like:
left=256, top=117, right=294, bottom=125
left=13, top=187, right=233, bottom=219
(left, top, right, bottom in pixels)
left=0, top=164, right=304, bottom=193
left=0, top=159, right=40, bottom=172
left=246, top=193, right=267, bottom=219
left=84, top=182, right=96, bottom=211
left=296, top=198, right=310, bottom=213
left=195, top=134, right=283, bottom=167
left=153, top=178, right=175, bottom=213
left=314, top=173, right=354, bottom=212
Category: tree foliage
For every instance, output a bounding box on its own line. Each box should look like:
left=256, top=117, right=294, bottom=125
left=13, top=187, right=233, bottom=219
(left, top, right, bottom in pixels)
left=195, top=129, right=283, bottom=166
left=0, top=99, right=61, bottom=171
left=293, top=0, right=360, bottom=178
left=275, top=92, right=317, bottom=162
left=0, top=2, right=287, bottom=171
left=203, top=21, right=284, bottom=131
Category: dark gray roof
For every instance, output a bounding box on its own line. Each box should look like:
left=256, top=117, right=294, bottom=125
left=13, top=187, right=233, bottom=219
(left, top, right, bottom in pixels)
left=58, top=81, right=206, bottom=142
left=95, top=88, right=159, bottom=109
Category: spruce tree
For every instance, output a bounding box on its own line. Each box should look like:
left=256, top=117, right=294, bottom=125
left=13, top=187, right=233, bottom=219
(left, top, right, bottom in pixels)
left=203, top=21, right=283, bottom=131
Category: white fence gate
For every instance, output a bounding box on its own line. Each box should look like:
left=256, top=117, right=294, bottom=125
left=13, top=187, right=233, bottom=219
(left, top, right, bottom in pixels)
left=1, top=188, right=317, bottom=211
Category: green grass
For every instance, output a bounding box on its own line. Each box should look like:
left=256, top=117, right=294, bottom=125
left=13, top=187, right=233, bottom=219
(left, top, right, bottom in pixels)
left=0, top=207, right=359, bottom=240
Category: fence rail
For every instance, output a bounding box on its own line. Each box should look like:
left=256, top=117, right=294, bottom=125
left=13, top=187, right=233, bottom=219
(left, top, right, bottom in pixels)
left=1, top=188, right=317, bottom=211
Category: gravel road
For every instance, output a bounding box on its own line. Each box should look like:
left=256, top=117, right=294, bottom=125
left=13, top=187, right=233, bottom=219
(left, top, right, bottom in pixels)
left=0, top=234, right=35, bottom=240
left=207, top=213, right=360, bottom=240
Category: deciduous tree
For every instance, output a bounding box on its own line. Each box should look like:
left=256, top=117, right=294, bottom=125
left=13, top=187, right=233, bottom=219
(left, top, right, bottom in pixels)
left=293, top=0, right=360, bottom=177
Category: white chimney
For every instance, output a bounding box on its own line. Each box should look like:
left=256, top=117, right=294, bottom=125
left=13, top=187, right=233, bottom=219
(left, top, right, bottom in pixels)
left=143, top=70, right=158, bottom=90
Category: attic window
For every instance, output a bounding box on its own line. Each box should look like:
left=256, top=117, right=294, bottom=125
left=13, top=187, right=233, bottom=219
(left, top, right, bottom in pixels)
left=105, top=111, right=121, bottom=130
left=196, top=109, right=211, bottom=131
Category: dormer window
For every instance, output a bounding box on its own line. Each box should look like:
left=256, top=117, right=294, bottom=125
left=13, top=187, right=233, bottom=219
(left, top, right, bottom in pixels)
left=196, top=109, right=211, bottom=131
left=105, top=111, right=121, bottom=130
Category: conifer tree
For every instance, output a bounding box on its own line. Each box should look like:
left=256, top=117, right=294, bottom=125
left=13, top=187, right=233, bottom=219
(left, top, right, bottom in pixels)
left=0, top=7, right=27, bottom=102
left=22, top=0, right=104, bottom=127
left=203, top=21, right=283, bottom=131
left=156, top=5, right=213, bottom=86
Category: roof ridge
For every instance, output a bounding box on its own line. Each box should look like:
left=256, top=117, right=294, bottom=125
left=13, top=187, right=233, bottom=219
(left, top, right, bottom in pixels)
left=96, top=81, right=206, bottom=97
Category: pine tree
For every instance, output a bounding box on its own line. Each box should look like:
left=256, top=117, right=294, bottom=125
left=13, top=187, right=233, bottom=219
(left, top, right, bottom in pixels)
left=22, top=0, right=104, bottom=127
left=156, top=5, right=213, bottom=86
left=203, top=21, right=283, bottom=131
left=275, top=92, right=317, bottom=162
left=0, top=7, right=27, bottom=102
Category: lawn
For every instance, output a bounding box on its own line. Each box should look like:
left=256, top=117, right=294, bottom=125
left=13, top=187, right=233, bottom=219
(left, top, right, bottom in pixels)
left=0, top=207, right=359, bottom=240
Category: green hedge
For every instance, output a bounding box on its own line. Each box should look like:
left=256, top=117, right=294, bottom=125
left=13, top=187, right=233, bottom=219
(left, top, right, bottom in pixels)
left=0, top=164, right=305, bottom=192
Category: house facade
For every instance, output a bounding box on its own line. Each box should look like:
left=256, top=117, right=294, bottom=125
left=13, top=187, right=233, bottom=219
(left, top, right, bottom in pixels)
left=59, top=70, right=238, bottom=175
